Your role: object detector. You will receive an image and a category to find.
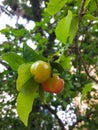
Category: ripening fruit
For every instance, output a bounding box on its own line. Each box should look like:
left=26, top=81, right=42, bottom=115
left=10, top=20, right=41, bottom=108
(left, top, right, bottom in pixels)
left=30, top=60, right=51, bottom=83
left=42, top=75, right=64, bottom=94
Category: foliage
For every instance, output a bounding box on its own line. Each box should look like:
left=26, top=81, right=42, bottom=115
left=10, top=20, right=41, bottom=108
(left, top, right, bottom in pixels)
left=0, top=0, right=98, bottom=130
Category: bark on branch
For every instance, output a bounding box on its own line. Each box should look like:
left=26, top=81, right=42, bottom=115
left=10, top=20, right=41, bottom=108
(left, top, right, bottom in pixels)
left=74, top=0, right=98, bottom=83
left=45, top=104, right=66, bottom=130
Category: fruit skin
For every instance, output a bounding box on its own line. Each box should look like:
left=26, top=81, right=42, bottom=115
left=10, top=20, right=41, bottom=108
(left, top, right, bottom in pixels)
left=42, top=75, right=64, bottom=94
left=30, top=60, right=51, bottom=83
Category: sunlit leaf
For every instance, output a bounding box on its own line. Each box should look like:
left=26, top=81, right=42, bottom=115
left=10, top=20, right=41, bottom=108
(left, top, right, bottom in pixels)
left=55, top=10, right=72, bottom=44
left=2, top=52, right=24, bottom=71
left=84, top=0, right=91, bottom=8
left=21, top=78, right=39, bottom=94
left=69, top=16, right=78, bottom=43
left=46, top=0, right=68, bottom=15
left=16, top=91, right=38, bottom=126
left=0, top=27, right=10, bottom=34
left=81, top=83, right=93, bottom=100
left=59, top=54, right=71, bottom=69
left=16, top=63, right=32, bottom=91
left=11, top=28, right=27, bottom=37
left=84, top=14, right=98, bottom=20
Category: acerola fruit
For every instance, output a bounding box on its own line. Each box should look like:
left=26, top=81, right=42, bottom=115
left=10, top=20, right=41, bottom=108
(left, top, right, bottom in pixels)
left=30, top=60, right=51, bottom=83
left=42, top=75, right=64, bottom=94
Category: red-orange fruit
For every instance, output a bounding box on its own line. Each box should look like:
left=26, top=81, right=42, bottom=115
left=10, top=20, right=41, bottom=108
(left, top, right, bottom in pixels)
left=42, top=75, right=64, bottom=94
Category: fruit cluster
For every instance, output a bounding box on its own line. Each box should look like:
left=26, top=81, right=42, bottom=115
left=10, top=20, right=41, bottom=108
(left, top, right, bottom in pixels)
left=30, top=60, right=64, bottom=94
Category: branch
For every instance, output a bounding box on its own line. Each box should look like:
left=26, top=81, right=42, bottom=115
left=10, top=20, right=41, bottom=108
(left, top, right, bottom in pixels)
left=44, top=104, right=66, bottom=130
left=79, top=0, right=86, bottom=16
left=0, top=5, right=14, bottom=16
left=0, top=60, right=10, bottom=69
left=75, top=0, right=86, bottom=40
left=74, top=0, right=86, bottom=52
left=78, top=51, right=98, bottom=83
left=30, top=0, right=42, bottom=22
left=73, top=0, right=98, bottom=83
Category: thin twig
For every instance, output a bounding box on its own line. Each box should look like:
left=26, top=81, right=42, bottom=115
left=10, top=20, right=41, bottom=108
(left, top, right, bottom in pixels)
left=0, top=5, right=14, bottom=16
left=0, top=60, right=10, bottom=69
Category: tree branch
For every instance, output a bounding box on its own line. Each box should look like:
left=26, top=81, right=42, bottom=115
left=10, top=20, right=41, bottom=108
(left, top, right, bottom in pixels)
left=79, top=0, right=86, bottom=16
left=44, top=104, right=66, bottom=130
left=73, top=0, right=98, bottom=83
left=77, top=51, right=98, bottom=83
left=0, top=5, right=14, bottom=16
left=0, top=60, right=9, bottom=69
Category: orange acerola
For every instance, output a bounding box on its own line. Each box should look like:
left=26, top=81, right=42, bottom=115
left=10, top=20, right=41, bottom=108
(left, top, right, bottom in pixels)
left=42, top=75, right=64, bottom=94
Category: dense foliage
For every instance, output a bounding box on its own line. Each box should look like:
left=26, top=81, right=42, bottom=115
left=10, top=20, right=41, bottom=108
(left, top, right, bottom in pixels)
left=0, top=0, right=98, bottom=130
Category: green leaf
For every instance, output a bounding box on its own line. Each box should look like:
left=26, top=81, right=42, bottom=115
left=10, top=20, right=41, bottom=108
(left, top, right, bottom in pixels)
left=21, top=78, right=39, bottom=94
left=81, top=83, right=93, bottom=100
left=16, top=63, right=32, bottom=91
left=2, top=52, right=24, bottom=71
left=64, top=80, right=74, bottom=90
left=39, top=86, right=46, bottom=103
left=23, top=43, right=46, bottom=62
left=69, top=16, right=79, bottom=43
left=16, top=91, right=38, bottom=126
left=88, top=0, right=97, bottom=13
left=59, top=54, right=71, bottom=69
left=0, top=27, right=10, bottom=34
left=46, top=0, right=68, bottom=15
left=55, top=10, right=73, bottom=44
left=84, top=14, right=98, bottom=21
left=11, top=29, right=27, bottom=37
left=84, top=0, right=91, bottom=8
left=50, top=62, right=64, bottom=73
